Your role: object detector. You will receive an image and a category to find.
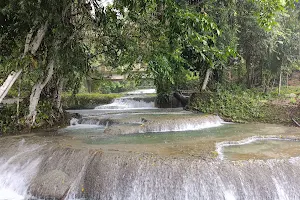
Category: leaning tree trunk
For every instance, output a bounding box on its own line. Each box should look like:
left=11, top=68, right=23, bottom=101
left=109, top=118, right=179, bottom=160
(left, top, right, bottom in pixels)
left=201, top=68, right=212, bottom=91
left=0, top=21, right=48, bottom=104
left=55, top=77, right=65, bottom=114
left=0, top=70, right=23, bottom=103
left=26, top=59, right=55, bottom=126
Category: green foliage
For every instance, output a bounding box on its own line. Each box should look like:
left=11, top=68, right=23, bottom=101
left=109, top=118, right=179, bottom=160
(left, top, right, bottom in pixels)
left=251, top=0, right=299, bottom=30
left=289, top=97, right=297, bottom=104
left=34, top=100, right=54, bottom=127
left=102, top=0, right=235, bottom=94
left=62, top=93, right=122, bottom=109
left=148, top=55, right=175, bottom=95
left=1, top=0, right=300, bottom=133
left=0, top=103, right=26, bottom=134
left=92, top=80, right=137, bottom=94
left=190, top=86, right=265, bottom=121
left=270, top=86, right=300, bottom=96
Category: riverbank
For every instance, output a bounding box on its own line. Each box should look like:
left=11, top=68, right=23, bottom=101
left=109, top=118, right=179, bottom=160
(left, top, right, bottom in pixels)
left=189, top=87, right=300, bottom=125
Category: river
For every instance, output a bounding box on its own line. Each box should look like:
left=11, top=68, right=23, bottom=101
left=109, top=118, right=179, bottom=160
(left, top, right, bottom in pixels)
left=1, top=89, right=300, bottom=199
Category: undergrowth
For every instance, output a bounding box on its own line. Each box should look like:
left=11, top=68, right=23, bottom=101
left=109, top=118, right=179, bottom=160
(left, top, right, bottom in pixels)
left=62, top=93, right=122, bottom=109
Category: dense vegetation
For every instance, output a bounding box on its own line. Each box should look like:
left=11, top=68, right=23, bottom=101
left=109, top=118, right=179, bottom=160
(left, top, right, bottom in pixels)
left=0, top=0, right=300, bottom=133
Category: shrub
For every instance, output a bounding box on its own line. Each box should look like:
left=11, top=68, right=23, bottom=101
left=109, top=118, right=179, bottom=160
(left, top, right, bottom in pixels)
left=190, top=87, right=264, bottom=121
left=0, top=103, right=27, bottom=134
left=62, top=93, right=122, bottom=109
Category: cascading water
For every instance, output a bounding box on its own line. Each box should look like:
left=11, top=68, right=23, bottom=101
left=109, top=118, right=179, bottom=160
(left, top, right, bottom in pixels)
left=2, top=140, right=300, bottom=200
left=95, top=89, right=156, bottom=110
left=2, top=89, right=300, bottom=199
left=95, top=97, right=155, bottom=110
left=82, top=153, right=300, bottom=200
left=0, top=139, right=42, bottom=199
left=70, top=89, right=224, bottom=133
left=141, top=116, right=224, bottom=133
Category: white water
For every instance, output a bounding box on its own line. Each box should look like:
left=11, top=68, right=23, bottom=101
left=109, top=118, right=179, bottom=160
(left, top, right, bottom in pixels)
left=70, top=118, right=79, bottom=126
left=126, top=89, right=156, bottom=95
left=143, top=116, right=224, bottom=133
left=3, top=126, right=300, bottom=199
left=95, top=88, right=156, bottom=110
left=95, top=97, right=155, bottom=110
left=0, top=140, right=42, bottom=200
left=66, top=124, right=105, bottom=129
left=68, top=118, right=105, bottom=129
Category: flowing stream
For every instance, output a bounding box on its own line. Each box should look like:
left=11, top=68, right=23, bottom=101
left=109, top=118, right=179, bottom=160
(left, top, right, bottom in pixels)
left=2, top=89, right=300, bottom=199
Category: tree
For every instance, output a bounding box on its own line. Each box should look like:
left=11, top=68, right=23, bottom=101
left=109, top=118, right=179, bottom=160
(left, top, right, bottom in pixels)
left=97, top=0, right=234, bottom=96
left=0, top=0, right=93, bottom=126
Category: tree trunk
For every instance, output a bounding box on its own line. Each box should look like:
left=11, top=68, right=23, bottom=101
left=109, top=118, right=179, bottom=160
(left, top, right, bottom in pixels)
left=55, top=78, right=65, bottom=114
left=245, top=56, right=252, bottom=88
left=0, top=70, right=23, bottom=103
left=26, top=59, right=55, bottom=126
left=86, top=77, right=92, bottom=93
left=0, top=22, right=48, bottom=104
left=278, top=71, right=282, bottom=96
left=16, top=76, right=22, bottom=123
left=30, top=21, right=49, bottom=56
left=260, top=61, right=263, bottom=86
left=201, top=68, right=212, bottom=91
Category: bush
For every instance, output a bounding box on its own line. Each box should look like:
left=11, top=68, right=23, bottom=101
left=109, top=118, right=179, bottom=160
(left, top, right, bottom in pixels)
left=96, top=80, right=137, bottom=94
left=190, top=87, right=264, bottom=121
left=62, top=93, right=122, bottom=109
left=0, top=103, right=27, bottom=134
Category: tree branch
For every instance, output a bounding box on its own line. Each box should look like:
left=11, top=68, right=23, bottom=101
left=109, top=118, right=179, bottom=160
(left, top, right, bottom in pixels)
left=30, top=20, right=49, bottom=55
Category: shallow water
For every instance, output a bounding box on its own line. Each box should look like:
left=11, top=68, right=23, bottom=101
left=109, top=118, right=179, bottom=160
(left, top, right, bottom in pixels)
left=223, top=139, right=300, bottom=161
left=56, top=122, right=300, bottom=159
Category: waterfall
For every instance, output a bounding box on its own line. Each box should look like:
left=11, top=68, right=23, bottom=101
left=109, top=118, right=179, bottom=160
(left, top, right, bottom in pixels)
left=3, top=88, right=300, bottom=199
left=126, top=89, right=156, bottom=95
left=72, top=115, right=224, bottom=135
left=81, top=154, right=300, bottom=200
left=95, top=89, right=156, bottom=110
left=0, top=139, right=42, bottom=199
left=142, top=116, right=224, bottom=133
left=95, top=98, right=155, bottom=110
left=95, top=97, right=155, bottom=110
left=1, top=138, right=300, bottom=199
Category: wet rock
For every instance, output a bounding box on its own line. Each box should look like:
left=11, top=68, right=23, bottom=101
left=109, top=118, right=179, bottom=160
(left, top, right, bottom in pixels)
left=30, top=170, right=71, bottom=199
